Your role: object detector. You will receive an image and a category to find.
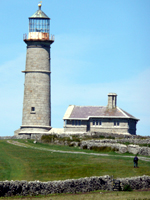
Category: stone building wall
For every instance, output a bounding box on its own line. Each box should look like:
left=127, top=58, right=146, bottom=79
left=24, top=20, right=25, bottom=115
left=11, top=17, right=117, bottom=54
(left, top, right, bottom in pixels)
left=65, top=118, right=130, bottom=134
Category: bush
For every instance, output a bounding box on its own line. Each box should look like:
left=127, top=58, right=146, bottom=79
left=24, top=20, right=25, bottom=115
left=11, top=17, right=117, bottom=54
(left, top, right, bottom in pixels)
left=90, top=146, right=118, bottom=152
left=72, top=136, right=81, bottom=142
left=82, top=145, right=88, bottom=149
left=41, top=134, right=57, bottom=143
left=106, top=136, right=115, bottom=139
left=123, top=184, right=133, bottom=191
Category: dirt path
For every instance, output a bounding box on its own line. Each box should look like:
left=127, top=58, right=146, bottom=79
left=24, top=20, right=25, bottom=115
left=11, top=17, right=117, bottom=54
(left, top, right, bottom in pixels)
left=7, top=140, right=150, bottom=162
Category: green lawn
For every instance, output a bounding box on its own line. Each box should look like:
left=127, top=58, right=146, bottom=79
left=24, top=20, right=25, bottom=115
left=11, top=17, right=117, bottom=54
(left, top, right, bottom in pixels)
left=0, top=140, right=150, bottom=181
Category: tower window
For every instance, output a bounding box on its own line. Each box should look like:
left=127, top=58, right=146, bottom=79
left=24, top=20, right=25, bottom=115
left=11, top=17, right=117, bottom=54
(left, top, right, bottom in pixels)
left=31, top=107, right=35, bottom=111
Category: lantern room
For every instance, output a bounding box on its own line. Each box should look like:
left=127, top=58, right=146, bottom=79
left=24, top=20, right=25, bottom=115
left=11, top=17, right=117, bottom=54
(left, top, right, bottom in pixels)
left=28, top=3, right=50, bottom=40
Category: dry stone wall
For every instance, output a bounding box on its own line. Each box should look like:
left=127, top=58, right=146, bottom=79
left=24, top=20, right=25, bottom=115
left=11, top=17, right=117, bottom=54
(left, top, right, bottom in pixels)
left=0, top=176, right=150, bottom=197
left=80, top=140, right=150, bottom=156
left=117, top=176, right=150, bottom=191
left=0, top=176, right=112, bottom=197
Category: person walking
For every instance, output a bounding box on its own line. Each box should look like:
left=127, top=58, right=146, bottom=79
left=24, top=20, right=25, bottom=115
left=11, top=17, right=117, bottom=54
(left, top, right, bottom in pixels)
left=133, top=155, right=139, bottom=168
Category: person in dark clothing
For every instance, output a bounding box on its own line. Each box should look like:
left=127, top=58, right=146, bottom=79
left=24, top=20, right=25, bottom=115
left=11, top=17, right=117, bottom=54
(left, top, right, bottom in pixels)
left=133, top=155, right=139, bottom=168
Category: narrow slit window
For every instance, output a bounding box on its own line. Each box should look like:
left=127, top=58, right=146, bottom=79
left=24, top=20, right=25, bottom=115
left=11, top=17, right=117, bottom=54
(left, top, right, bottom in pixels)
left=31, top=107, right=35, bottom=112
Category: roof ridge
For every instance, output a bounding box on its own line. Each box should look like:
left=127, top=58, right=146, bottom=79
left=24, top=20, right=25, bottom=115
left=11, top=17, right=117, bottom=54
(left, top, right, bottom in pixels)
left=117, top=107, right=129, bottom=118
left=74, top=105, right=106, bottom=107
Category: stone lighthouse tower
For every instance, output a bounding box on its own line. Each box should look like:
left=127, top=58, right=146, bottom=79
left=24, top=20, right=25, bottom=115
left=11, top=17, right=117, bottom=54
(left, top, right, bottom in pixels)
left=16, top=3, right=54, bottom=135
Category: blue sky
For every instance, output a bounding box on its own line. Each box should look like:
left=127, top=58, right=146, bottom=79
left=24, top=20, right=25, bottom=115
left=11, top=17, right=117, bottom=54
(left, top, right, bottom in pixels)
left=0, top=0, right=150, bottom=136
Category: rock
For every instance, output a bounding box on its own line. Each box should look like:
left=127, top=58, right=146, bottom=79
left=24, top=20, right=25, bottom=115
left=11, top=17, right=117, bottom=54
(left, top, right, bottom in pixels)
left=69, top=142, right=79, bottom=147
left=118, top=144, right=127, bottom=153
left=139, top=147, right=149, bottom=156
left=128, top=145, right=139, bottom=154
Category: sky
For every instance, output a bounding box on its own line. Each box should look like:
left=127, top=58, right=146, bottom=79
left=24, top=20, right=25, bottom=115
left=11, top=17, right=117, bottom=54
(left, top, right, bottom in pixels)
left=0, top=0, right=150, bottom=136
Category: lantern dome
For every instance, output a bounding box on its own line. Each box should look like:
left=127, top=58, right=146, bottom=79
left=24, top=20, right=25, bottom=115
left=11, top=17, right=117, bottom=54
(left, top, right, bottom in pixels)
left=28, top=3, right=50, bottom=40
left=29, top=4, right=50, bottom=19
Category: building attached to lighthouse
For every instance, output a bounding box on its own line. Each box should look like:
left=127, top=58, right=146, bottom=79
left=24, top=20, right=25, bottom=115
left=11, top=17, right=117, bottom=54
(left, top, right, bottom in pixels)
left=15, top=3, right=54, bottom=135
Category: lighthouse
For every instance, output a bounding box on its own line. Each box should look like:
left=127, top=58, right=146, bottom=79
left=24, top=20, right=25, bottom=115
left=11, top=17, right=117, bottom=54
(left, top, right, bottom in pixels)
left=16, top=3, right=54, bottom=136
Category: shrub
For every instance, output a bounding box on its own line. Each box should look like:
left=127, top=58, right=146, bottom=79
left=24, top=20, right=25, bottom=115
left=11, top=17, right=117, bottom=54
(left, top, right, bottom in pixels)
left=68, top=143, right=74, bottom=147
left=123, top=184, right=133, bottom=191
left=89, top=146, right=118, bottom=152
left=41, top=134, right=57, bottom=143
left=99, top=135, right=105, bottom=139
left=82, top=145, right=88, bottom=149
left=106, top=136, right=115, bottom=139
left=72, top=136, right=81, bottom=143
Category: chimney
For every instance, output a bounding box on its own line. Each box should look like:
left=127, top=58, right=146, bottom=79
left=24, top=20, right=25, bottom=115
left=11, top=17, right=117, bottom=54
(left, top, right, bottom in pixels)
left=107, top=93, right=117, bottom=109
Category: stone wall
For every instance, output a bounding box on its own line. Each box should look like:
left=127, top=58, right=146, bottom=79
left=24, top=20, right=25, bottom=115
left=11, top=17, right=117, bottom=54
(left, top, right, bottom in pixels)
left=0, top=176, right=112, bottom=197
left=117, top=176, right=150, bottom=191
left=117, top=138, right=150, bottom=145
left=0, top=175, right=150, bottom=197
left=80, top=140, right=150, bottom=156
left=0, top=134, right=43, bottom=140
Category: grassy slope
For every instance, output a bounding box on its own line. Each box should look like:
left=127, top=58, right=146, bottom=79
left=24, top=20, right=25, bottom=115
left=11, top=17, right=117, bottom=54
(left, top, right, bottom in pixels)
left=0, top=140, right=150, bottom=181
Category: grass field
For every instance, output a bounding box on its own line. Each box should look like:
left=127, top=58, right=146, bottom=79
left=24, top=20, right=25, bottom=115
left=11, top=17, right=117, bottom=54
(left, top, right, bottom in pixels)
left=0, top=139, right=150, bottom=181
left=0, top=190, right=150, bottom=200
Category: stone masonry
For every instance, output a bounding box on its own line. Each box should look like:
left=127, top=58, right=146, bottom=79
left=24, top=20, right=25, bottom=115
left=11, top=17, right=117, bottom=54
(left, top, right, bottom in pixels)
left=14, top=4, right=54, bottom=135
left=20, top=41, right=52, bottom=134
left=0, top=175, right=150, bottom=196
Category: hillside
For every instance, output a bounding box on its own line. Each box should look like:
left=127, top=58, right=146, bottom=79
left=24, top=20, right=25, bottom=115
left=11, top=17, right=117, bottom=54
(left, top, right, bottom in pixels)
left=0, top=139, right=150, bottom=181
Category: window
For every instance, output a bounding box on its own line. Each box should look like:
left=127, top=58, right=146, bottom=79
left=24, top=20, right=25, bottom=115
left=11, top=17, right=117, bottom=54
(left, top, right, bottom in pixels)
left=29, top=19, right=50, bottom=33
left=114, top=121, right=119, bottom=126
left=30, top=107, right=36, bottom=114
left=72, top=120, right=81, bottom=126
left=31, top=107, right=35, bottom=111
left=93, top=120, right=102, bottom=126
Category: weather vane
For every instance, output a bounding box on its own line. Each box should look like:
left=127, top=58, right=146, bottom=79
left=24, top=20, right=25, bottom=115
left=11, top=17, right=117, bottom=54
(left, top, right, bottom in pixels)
left=38, top=1, right=42, bottom=6
left=38, top=1, right=42, bottom=9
